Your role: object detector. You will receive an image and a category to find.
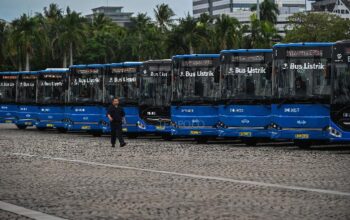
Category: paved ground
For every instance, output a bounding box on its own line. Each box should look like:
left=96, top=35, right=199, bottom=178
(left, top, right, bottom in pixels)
left=0, top=124, right=349, bottom=220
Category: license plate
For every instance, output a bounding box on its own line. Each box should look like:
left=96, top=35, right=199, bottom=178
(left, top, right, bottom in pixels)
left=24, top=122, right=32, bottom=125
left=122, top=128, right=128, bottom=132
left=295, top=134, right=309, bottom=139
left=81, top=125, right=91, bottom=130
left=156, top=126, right=165, bottom=130
left=46, top=124, right=54, bottom=127
left=190, top=130, right=201, bottom=135
left=239, top=132, right=252, bottom=137
left=5, top=120, right=12, bottom=123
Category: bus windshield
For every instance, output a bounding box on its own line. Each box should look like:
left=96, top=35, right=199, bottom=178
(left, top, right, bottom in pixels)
left=0, top=74, right=17, bottom=103
left=172, top=58, right=220, bottom=103
left=17, top=75, right=37, bottom=103
left=139, top=62, right=171, bottom=107
left=105, top=66, right=139, bottom=105
left=37, top=73, right=66, bottom=104
left=69, top=68, right=103, bottom=104
left=332, top=63, right=350, bottom=104
left=222, top=53, right=272, bottom=101
left=273, top=48, right=331, bottom=102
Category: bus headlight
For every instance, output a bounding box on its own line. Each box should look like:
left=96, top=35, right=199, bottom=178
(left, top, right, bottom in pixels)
left=137, top=121, right=146, bottom=129
left=329, top=127, right=342, bottom=138
left=100, top=120, right=109, bottom=126
left=170, top=121, right=177, bottom=128
left=269, top=123, right=281, bottom=130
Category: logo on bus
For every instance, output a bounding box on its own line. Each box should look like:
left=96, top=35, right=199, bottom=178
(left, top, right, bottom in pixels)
left=1, top=106, right=8, bottom=109
left=41, top=108, right=50, bottom=112
left=75, top=109, right=86, bottom=112
left=297, top=120, right=307, bottom=125
left=20, top=107, right=28, bottom=111
left=241, top=119, right=250, bottom=124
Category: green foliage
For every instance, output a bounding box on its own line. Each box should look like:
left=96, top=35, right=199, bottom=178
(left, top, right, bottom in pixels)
left=284, top=12, right=350, bottom=43
left=0, top=3, right=348, bottom=71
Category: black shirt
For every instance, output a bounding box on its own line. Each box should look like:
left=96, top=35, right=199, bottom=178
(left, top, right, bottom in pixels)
left=107, top=105, right=125, bottom=124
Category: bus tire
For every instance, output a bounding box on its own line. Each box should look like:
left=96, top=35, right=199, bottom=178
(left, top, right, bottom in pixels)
left=36, top=127, right=47, bottom=131
left=127, top=134, right=138, bottom=139
left=162, top=134, right=172, bottom=141
left=196, top=137, right=208, bottom=144
left=294, top=140, right=312, bottom=149
left=16, top=125, right=27, bottom=130
left=92, top=132, right=102, bottom=137
left=57, top=128, right=67, bottom=133
left=244, top=139, right=257, bottom=146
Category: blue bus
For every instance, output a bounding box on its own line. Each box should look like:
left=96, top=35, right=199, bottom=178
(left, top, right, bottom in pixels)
left=0, top=72, right=18, bottom=124
left=66, top=64, right=107, bottom=135
left=218, top=49, right=273, bottom=146
left=35, top=69, right=69, bottom=131
left=271, top=42, right=333, bottom=147
left=139, top=60, right=173, bottom=139
left=171, top=54, right=221, bottom=143
left=329, top=40, right=350, bottom=142
left=15, top=71, right=39, bottom=129
left=105, top=62, right=143, bottom=138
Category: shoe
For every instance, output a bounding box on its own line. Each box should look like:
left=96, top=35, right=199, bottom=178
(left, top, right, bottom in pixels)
left=111, top=144, right=115, bottom=148
left=120, top=143, right=127, bottom=147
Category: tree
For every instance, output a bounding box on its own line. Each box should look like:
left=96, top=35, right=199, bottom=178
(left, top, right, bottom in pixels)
left=154, top=4, right=175, bottom=32
left=244, top=13, right=278, bottom=49
left=10, top=14, right=44, bottom=71
left=214, top=14, right=243, bottom=51
left=284, top=12, right=350, bottom=42
left=59, top=7, right=87, bottom=67
left=251, top=0, right=280, bottom=24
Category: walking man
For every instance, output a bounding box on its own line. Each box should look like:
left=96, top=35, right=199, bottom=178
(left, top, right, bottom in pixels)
left=107, top=98, right=127, bottom=148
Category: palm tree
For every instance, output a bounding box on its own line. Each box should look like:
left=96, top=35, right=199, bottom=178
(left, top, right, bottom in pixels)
left=10, top=14, right=44, bottom=71
left=214, top=14, right=243, bottom=50
left=251, top=0, right=280, bottom=24
left=154, top=4, right=175, bottom=32
left=59, top=7, right=86, bottom=67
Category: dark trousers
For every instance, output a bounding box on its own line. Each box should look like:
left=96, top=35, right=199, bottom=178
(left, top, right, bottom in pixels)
left=110, top=123, right=125, bottom=145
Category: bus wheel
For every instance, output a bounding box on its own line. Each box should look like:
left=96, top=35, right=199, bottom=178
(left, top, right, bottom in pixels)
left=127, top=134, right=138, bottom=139
left=57, top=128, right=67, bottom=133
left=294, top=140, right=312, bottom=149
left=36, top=127, right=46, bottom=131
left=244, top=139, right=257, bottom=146
left=195, top=137, right=208, bottom=144
left=92, top=132, right=102, bottom=137
left=16, top=125, right=27, bottom=130
left=162, top=134, right=172, bottom=141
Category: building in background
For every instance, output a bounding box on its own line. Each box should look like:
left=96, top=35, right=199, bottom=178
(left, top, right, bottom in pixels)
left=192, top=0, right=307, bottom=34
left=86, top=6, right=133, bottom=27
left=311, top=0, right=350, bottom=19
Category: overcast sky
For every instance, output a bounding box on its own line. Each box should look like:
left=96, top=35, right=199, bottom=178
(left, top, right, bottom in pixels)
left=0, top=0, right=192, bottom=22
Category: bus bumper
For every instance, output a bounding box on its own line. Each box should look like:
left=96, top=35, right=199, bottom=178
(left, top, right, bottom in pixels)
left=270, top=129, right=329, bottom=141
left=218, top=128, right=271, bottom=138
left=171, top=127, right=219, bottom=137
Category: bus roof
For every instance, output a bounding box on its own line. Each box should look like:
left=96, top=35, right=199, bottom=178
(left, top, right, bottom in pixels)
left=40, top=68, right=69, bottom=74
left=143, top=59, right=172, bottom=64
left=221, top=49, right=272, bottom=54
left=273, top=42, right=334, bottom=48
left=172, top=54, right=220, bottom=59
left=69, top=64, right=105, bottom=69
left=107, top=62, right=143, bottom=67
